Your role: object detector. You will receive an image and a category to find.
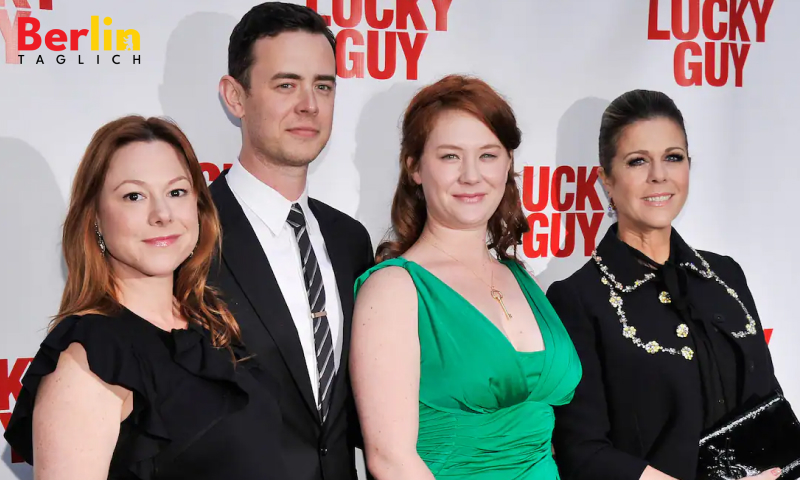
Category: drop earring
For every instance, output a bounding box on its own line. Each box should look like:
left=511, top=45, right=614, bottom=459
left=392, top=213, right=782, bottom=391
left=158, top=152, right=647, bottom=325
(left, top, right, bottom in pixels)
left=94, top=221, right=106, bottom=255
left=188, top=223, right=199, bottom=258
left=607, top=198, right=617, bottom=217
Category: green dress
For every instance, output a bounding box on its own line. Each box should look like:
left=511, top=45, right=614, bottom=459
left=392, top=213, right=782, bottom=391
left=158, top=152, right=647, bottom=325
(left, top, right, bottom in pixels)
left=354, top=257, right=582, bottom=479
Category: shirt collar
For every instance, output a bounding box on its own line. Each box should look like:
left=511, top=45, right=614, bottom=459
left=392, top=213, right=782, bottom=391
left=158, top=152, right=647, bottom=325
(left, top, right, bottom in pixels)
left=594, top=223, right=701, bottom=287
left=226, top=160, right=312, bottom=237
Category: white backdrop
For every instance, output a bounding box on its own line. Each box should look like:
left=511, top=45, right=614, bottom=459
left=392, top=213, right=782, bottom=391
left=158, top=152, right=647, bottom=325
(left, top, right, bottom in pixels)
left=1, top=1, right=798, bottom=478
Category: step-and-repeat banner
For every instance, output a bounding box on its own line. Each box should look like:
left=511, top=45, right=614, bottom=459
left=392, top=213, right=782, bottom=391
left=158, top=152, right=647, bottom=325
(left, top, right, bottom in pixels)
left=1, top=0, right=797, bottom=478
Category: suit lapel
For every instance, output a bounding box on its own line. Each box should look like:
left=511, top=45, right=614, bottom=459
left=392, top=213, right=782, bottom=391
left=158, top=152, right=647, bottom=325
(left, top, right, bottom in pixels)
left=310, top=199, right=354, bottom=422
left=212, top=174, right=318, bottom=418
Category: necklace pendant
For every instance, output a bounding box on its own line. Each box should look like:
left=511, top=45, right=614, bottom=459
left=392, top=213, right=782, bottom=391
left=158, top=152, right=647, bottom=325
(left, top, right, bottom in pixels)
left=491, top=288, right=513, bottom=320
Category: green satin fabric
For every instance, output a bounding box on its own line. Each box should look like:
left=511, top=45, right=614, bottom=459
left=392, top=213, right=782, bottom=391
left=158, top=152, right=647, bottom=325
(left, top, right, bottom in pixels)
left=354, top=257, right=582, bottom=479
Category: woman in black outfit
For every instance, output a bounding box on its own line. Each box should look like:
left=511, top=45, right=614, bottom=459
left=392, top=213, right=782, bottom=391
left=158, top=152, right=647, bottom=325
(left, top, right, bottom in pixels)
left=4, top=116, right=285, bottom=479
left=547, top=90, right=784, bottom=480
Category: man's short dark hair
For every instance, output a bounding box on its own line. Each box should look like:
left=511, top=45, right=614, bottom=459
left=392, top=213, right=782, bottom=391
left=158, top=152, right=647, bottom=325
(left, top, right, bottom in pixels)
left=228, top=2, right=336, bottom=91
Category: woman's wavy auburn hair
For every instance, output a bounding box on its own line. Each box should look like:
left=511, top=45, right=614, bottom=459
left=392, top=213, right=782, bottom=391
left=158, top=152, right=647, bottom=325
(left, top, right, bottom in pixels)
left=377, top=74, right=529, bottom=262
left=55, top=115, right=241, bottom=352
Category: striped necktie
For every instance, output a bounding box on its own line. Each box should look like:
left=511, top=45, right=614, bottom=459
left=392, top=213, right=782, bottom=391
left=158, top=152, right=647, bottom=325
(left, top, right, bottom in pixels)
left=286, top=203, right=335, bottom=423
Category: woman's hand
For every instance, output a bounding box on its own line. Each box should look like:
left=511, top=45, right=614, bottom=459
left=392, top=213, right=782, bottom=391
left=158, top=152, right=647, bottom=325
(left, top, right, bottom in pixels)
left=639, top=465, right=678, bottom=479
left=740, top=468, right=782, bottom=480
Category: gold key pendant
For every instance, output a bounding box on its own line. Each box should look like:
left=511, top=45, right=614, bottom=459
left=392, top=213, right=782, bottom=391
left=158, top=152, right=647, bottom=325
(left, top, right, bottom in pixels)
left=491, top=288, right=513, bottom=320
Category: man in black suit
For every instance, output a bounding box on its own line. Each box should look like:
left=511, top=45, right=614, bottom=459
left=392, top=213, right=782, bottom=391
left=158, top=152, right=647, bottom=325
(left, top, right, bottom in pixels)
left=211, top=3, right=373, bottom=479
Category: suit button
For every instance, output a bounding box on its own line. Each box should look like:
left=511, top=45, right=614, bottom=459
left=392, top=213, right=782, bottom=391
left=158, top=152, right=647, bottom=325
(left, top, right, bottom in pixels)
left=749, top=361, right=756, bottom=372
left=714, top=314, right=724, bottom=322
left=320, top=447, right=328, bottom=456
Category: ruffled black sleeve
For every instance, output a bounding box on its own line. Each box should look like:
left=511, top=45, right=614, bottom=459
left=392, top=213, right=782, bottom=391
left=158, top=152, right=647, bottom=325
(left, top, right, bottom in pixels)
left=3, top=314, right=170, bottom=479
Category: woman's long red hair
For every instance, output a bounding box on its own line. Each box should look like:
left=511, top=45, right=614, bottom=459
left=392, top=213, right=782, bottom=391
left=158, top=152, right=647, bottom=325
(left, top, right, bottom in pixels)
left=54, top=115, right=241, bottom=351
left=377, top=75, right=529, bottom=262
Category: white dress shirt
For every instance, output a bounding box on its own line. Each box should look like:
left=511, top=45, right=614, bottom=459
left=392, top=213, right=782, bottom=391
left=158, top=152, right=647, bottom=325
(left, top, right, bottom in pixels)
left=226, top=161, right=343, bottom=403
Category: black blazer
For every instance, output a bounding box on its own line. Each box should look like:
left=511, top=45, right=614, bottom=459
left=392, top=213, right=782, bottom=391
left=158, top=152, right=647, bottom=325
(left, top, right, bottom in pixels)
left=208, top=171, right=374, bottom=480
left=547, top=225, right=780, bottom=480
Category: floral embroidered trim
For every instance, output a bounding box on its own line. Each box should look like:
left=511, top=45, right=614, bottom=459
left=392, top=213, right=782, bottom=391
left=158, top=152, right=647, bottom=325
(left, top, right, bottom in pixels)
left=592, top=247, right=757, bottom=360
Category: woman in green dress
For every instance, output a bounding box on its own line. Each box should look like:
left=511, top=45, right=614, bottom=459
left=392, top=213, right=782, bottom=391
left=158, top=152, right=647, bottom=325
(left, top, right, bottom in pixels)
left=350, top=74, right=582, bottom=480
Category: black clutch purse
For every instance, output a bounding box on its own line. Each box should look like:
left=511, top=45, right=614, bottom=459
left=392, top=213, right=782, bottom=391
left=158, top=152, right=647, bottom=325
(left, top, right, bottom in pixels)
left=697, top=391, right=800, bottom=480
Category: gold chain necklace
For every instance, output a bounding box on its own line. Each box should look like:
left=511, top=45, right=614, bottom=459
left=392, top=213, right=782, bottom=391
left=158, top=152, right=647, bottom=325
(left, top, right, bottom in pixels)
left=422, top=235, right=513, bottom=321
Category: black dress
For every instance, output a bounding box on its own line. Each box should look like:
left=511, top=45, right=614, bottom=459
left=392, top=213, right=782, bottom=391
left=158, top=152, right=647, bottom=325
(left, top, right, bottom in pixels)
left=547, top=224, right=781, bottom=480
left=4, top=307, right=286, bottom=479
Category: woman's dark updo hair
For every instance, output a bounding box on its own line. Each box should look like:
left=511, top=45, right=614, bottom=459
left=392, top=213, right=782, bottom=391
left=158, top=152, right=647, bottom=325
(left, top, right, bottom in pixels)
left=599, top=89, right=689, bottom=174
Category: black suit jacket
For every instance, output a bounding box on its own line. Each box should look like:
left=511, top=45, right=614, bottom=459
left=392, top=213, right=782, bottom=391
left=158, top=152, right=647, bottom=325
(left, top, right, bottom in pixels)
left=208, top=171, right=374, bottom=480
left=547, top=225, right=781, bottom=480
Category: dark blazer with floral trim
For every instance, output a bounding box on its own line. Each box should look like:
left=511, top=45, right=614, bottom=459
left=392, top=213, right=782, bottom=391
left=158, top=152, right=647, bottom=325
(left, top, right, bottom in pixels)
left=547, top=224, right=781, bottom=480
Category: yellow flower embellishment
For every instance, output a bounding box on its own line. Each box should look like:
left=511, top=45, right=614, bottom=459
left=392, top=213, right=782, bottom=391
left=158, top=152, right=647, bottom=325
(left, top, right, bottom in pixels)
left=676, top=324, right=689, bottom=338
left=681, top=347, right=694, bottom=360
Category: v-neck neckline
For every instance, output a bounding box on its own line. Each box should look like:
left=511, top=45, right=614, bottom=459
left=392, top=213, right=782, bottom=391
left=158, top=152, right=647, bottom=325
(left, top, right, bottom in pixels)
left=400, top=258, right=548, bottom=355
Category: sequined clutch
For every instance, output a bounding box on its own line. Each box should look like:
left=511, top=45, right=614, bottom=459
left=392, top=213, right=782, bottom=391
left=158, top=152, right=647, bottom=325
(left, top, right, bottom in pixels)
left=697, top=391, right=800, bottom=480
